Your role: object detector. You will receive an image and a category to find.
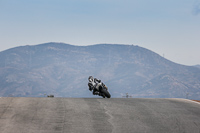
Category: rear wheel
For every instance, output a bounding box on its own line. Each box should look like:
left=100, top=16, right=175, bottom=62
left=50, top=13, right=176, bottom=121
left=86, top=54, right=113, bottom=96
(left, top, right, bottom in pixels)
left=101, top=89, right=111, bottom=98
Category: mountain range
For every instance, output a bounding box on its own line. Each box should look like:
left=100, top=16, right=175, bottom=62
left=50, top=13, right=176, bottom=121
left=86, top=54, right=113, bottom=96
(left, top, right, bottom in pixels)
left=194, top=65, right=200, bottom=69
left=0, top=42, right=200, bottom=99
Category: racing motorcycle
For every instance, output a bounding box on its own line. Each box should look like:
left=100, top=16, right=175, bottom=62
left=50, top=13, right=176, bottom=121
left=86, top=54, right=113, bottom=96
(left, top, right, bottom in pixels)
left=89, top=81, right=111, bottom=98
left=95, top=82, right=111, bottom=98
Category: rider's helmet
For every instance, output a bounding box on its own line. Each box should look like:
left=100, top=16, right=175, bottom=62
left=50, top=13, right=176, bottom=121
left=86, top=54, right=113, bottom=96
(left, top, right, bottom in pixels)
left=88, top=76, right=94, bottom=82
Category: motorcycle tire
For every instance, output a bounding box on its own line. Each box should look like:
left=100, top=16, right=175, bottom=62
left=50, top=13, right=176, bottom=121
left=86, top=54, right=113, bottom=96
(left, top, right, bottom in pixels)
left=101, top=89, right=111, bottom=98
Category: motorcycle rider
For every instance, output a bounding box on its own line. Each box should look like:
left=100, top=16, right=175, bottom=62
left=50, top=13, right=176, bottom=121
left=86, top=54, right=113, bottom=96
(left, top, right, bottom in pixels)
left=88, top=76, right=103, bottom=96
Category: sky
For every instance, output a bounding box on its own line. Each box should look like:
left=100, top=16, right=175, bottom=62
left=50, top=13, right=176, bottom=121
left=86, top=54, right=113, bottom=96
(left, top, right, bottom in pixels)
left=0, top=0, right=200, bottom=66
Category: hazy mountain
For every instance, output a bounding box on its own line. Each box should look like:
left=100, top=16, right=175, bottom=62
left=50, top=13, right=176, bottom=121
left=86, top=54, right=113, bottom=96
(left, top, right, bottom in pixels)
left=0, top=42, right=200, bottom=99
left=194, top=65, right=200, bottom=69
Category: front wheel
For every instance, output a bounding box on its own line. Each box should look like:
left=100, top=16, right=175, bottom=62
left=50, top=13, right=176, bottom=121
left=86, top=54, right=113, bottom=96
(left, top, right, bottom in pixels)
left=101, top=89, right=111, bottom=98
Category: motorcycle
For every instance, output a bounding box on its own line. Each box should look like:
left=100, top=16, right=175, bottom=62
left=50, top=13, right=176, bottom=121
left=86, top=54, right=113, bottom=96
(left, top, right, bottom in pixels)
left=95, top=82, right=111, bottom=98
left=89, top=82, right=111, bottom=98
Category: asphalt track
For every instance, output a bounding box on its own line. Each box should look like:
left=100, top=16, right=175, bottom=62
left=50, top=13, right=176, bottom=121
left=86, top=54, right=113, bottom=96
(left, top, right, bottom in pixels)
left=0, top=98, right=200, bottom=133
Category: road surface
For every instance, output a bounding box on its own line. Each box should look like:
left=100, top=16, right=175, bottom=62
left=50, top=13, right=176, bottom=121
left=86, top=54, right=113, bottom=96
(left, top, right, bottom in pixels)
left=0, top=98, right=200, bottom=133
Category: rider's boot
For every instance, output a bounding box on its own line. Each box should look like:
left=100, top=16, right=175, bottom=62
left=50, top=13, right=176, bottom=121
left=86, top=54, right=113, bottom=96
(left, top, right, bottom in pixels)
left=93, top=91, right=99, bottom=95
